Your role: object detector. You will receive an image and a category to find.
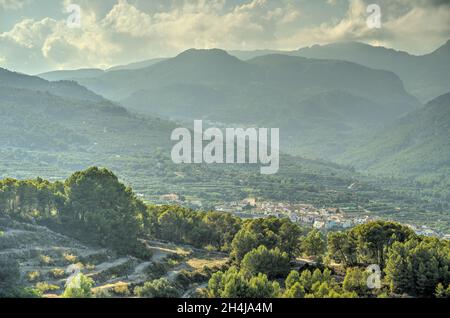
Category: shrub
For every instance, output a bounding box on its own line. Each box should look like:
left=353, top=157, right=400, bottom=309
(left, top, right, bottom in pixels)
left=134, top=278, right=180, bottom=298
left=62, top=273, right=94, bottom=298
left=92, top=288, right=111, bottom=298
left=342, top=267, right=371, bottom=296
left=49, top=268, right=66, bottom=279
left=144, top=262, right=169, bottom=279
left=113, top=282, right=130, bottom=296
left=241, top=246, right=290, bottom=279
left=35, top=282, right=59, bottom=294
left=63, top=253, right=78, bottom=264
left=27, top=271, right=41, bottom=282
left=39, top=255, right=54, bottom=266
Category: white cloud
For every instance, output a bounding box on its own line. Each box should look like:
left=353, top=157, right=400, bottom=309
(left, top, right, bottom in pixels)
left=102, top=0, right=153, bottom=37
left=0, top=0, right=448, bottom=73
left=1, top=18, right=56, bottom=48
left=0, top=0, right=30, bottom=10
left=278, top=0, right=450, bottom=53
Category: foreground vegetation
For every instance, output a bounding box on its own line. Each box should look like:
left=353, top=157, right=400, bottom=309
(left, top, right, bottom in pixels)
left=0, top=167, right=449, bottom=298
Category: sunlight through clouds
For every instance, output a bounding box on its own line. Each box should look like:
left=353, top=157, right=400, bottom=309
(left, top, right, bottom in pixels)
left=0, top=0, right=449, bottom=73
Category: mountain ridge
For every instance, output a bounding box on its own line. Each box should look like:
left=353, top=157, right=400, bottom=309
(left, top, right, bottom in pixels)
left=296, top=39, right=450, bottom=102
left=339, top=91, right=450, bottom=175
left=0, top=68, right=104, bottom=103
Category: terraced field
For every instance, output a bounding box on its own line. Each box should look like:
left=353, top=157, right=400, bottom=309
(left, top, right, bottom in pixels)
left=0, top=217, right=229, bottom=298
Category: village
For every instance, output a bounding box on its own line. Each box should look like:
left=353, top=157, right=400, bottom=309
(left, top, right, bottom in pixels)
left=215, top=198, right=374, bottom=230
left=156, top=194, right=448, bottom=239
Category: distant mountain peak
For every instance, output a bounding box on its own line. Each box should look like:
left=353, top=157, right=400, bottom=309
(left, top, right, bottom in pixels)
left=248, top=53, right=310, bottom=65
left=300, top=41, right=411, bottom=56
left=174, top=48, right=240, bottom=63
left=0, top=66, right=103, bottom=102
left=428, top=91, right=450, bottom=107
left=178, top=48, right=229, bottom=55
left=431, top=39, right=450, bottom=56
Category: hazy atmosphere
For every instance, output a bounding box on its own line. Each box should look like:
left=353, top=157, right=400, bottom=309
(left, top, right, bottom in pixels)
left=1, top=0, right=450, bottom=303
left=1, top=0, right=450, bottom=73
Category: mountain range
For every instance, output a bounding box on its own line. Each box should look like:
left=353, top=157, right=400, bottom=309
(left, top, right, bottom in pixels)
left=38, top=39, right=450, bottom=104
left=65, top=48, right=419, bottom=158
left=37, top=58, right=168, bottom=82
left=1, top=48, right=449, bottom=228
left=229, top=41, right=450, bottom=103
left=296, top=40, right=450, bottom=103
left=0, top=68, right=174, bottom=154
left=0, top=68, right=104, bottom=103
left=9, top=41, right=450, bottom=179
left=0, top=67, right=367, bottom=207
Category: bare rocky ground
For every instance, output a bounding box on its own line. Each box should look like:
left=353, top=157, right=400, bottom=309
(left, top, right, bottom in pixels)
left=0, top=217, right=229, bottom=298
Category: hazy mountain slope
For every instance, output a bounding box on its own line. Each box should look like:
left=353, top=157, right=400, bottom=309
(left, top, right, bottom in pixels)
left=77, top=49, right=419, bottom=113
left=296, top=40, right=450, bottom=102
left=38, top=68, right=105, bottom=81
left=340, top=92, right=450, bottom=175
left=0, top=87, right=174, bottom=153
left=0, top=68, right=104, bottom=102
left=0, top=68, right=354, bottom=181
left=272, top=90, right=386, bottom=158
left=118, top=50, right=419, bottom=121
left=107, top=58, right=168, bottom=71
left=37, top=59, right=168, bottom=82
left=78, top=49, right=257, bottom=101
left=0, top=67, right=446, bottom=230
left=247, top=54, right=418, bottom=116
left=113, top=50, right=419, bottom=158
left=0, top=75, right=368, bottom=210
left=229, top=49, right=291, bottom=60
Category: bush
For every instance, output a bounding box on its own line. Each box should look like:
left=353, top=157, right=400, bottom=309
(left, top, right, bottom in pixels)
left=134, top=278, right=180, bottom=298
left=144, top=262, right=169, bottom=279
left=62, top=273, right=94, bottom=298
left=207, top=267, right=280, bottom=298
left=27, top=271, right=41, bottom=282
left=63, top=253, right=78, bottom=264
left=241, top=246, right=290, bottom=279
left=39, top=255, right=54, bottom=266
left=92, top=288, right=111, bottom=298
left=282, top=269, right=357, bottom=298
left=342, top=267, right=371, bottom=296
left=112, top=282, right=131, bottom=296
left=175, top=269, right=209, bottom=288
left=49, top=268, right=66, bottom=279
left=435, top=283, right=450, bottom=298
left=35, top=282, right=59, bottom=294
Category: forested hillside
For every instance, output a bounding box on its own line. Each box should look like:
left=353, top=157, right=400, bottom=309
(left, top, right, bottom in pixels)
left=341, top=92, right=450, bottom=174
left=0, top=68, right=104, bottom=103
left=0, top=67, right=447, bottom=232
left=1, top=168, right=449, bottom=299
left=339, top=92, right=450, bottom=204
left=71, top=49, right=419, bottom=159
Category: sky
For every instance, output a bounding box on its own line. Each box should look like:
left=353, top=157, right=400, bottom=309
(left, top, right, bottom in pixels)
left=0, top=0, right=449, bottom=74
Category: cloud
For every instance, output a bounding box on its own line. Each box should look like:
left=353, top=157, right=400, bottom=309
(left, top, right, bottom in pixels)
left=0, top=0, right=448, bottom=73
left=0, top=0, right=31, bottom=10
left=278, top=0, right=450, bottom=54
left=0, top=5, right=120, bottom=72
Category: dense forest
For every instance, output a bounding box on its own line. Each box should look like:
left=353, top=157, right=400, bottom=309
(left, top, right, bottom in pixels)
left=1, top=168, right=449, bottom=298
